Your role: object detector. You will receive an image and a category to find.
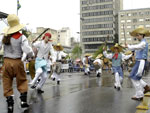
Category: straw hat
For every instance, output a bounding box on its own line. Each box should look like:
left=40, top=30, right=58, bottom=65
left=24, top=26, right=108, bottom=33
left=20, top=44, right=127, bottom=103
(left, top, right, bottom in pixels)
left=96, top=54, right=103, bottom=59
left=130, top=26, right=150, bottom=37
left=110, top=43, right=123, bottom=52
left=125, top=51, right=132, bottom=55
left=84, top=53, right=91, bottom=57
left=53, top=43, right=63, bottom=51
left=4, top=14, right=25, bottom=35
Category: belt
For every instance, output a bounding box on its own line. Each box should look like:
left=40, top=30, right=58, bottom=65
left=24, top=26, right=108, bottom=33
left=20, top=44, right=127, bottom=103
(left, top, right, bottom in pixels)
left=4, top=57, right=21, bottom=60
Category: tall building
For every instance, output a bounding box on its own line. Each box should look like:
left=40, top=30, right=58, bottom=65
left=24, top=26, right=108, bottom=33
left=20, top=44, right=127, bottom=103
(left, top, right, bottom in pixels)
left=118, top=8, right=150, bottom=46
left=80, top=0, right=123, bottom=54
left=58, top=27, right=71, bottom=47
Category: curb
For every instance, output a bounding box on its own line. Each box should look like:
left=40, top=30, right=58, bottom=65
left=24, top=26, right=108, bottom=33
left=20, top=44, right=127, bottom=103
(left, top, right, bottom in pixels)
left=136, top=92, right=150, bottom=113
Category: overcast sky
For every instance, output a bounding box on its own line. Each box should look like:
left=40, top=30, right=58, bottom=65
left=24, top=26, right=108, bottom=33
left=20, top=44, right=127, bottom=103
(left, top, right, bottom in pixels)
left=0, top=0, right=150, bottom=37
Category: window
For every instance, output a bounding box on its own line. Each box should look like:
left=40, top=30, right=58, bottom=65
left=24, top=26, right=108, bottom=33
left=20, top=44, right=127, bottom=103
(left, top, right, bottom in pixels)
left=133, top=19, right=137, bottom=23
left=120, top=14, right=124, bottom=17
left=139, top=12, right=144, bottom=15
left=127, top=26, right=131, bottom=28
left=145, top=18, right=150, bottom=21
left=127, top=20, right=131, bottom=23
left=121, top=32, right=124, bottom=35
left=127, top=32, right=130, bottom=35
left=145, top=11, right=150, bottom=15
left=132, top=12, right=137, bottom=16
left=121, top=20, right=125, bottom=23
left=139, top=19, right=144, bottom=22
left=127, top=13, right=131, bottom=16
left=127, top=38, right=131, bottom=41
left=146, top=25, right=150, bottom=28
left=133, top=25, right=137, bottom=29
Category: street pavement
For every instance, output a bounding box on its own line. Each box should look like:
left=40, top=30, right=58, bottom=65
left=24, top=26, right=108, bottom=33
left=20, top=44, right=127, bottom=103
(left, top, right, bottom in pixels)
left=0, top=71, right=150, bottom=113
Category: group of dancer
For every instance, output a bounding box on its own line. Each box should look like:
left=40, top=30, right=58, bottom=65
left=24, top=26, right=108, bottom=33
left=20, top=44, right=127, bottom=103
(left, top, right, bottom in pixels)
left=1, top=14, right=67, bottom=113
left=92, top=26, right=150, bottom=101
left=1, top=14, right=150, bottom=113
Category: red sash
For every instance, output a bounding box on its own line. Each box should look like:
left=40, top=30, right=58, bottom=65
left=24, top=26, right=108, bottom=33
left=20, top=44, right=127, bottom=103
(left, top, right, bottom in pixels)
left=12, top=32, right=22, bottom=39
left=113, top=53, right=118, bottom=59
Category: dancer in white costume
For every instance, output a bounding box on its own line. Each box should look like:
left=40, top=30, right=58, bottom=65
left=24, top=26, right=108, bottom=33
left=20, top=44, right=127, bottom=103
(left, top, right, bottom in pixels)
left=82, top=54, right=91, bottom=75
left=30, top=32, right=55, bottom=93
left=103, top=43, right=132, bottom=91
left=93, top=54, right=103, bottom=77
left=51, top=43, right=67, bottom=84
left=125, top=27, right=150, bottom=101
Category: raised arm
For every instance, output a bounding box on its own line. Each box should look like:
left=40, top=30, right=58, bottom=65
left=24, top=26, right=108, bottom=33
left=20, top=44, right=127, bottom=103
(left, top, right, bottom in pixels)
left=103, top=51, right=113, bottom=59
left=127, top=41, right=146, bottom=51
left=122, top=53, right=132, bottom=60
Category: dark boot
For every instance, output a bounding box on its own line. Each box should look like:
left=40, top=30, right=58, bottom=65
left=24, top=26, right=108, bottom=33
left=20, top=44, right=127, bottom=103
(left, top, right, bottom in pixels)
left=20, top=92, right=29, bottom=108
left=6, top=96, right=14, bottom=113
left=144, top=85, right=150, bottom=94
left=57, top=81, right=60, bottom=85
left=97, top=73, right=101, bottom=77
left=52, top=78, right=55, bottom=81
left=37, top=89, right=44, bottom=94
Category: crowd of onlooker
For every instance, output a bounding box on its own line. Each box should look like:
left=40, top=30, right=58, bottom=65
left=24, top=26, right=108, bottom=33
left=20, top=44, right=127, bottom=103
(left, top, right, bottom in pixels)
left=61, top=58, right=150, bottom=76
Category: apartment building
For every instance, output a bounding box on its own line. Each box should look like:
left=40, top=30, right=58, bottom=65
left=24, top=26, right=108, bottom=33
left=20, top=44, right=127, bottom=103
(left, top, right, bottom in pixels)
left=80, top=0, right=123, bottom=54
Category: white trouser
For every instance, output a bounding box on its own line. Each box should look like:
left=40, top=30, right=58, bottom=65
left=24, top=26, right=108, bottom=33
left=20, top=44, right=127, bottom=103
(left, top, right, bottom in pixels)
left=36, top=71, right=47, bottom=89
left=51, top=73, right=55, bottom=79
left=30, top=68, right=47, bottom=90
left=85, top=67, right=90, bottom=73
left=96, top=68, right=102, bottom=75
left=30, top=68, right=43, bottom=86
left=114, top=72, right=122, bottom=88
left=131, top=79, right=145, bottom=98
left=51, top=72, right=61, bottom=81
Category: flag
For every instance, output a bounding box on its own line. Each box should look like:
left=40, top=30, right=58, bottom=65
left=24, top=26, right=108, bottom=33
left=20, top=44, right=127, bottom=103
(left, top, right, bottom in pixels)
left=17, top=0, right=21, bottom=10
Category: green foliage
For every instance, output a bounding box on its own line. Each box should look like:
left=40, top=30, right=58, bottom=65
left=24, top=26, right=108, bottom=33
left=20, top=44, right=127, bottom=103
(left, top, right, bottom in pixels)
left=65, top=55, right=70, bottom=60
left=93, top=45, right=105, bottom=59
left=71, top=45, right=82, bottom=59
left=22, top=29, right=30, bottom=38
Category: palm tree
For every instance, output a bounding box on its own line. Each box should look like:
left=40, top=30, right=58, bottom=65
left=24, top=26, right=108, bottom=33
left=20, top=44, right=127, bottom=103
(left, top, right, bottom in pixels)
left=71, top=44, right=82, bottom=60
left=93, top=45, right=105, bottom=59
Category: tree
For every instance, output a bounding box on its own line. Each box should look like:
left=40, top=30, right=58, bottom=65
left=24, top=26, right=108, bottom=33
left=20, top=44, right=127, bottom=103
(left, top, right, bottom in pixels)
left=93, top=45, right=104, bottom=59
left=22, top=29, right=31, bottom=38
left=71, top=44, right=82, bottom=60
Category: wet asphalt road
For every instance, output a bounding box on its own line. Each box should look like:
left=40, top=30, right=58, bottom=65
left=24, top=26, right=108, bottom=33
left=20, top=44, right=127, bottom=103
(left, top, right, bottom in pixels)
left=0, top=71, right=149, bottom=113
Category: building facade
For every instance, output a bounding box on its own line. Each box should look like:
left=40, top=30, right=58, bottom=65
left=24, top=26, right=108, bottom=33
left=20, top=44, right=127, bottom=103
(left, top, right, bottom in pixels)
left=80, top=0, right=123, bottom=54
left=118, top=8, right=150, bottom=45
left=57, top=27, right=71, bottom=47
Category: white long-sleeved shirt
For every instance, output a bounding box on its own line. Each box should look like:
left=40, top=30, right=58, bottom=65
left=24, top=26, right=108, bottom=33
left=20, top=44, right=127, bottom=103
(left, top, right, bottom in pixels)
left=32, top=40, right=55, bottom=63
left=82, top=57, right=90, bottom=65
left=127, top=41, right=146, bottom=51
left=103, top=51, right=132, bottom=61
left=54, top=50, right=67, bottom=61
left=93, top=59, right=103, bottom=66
